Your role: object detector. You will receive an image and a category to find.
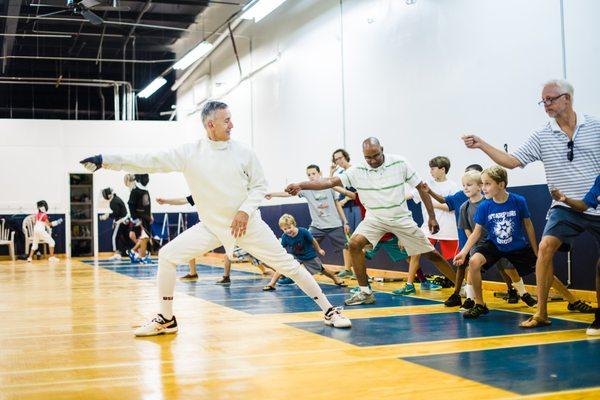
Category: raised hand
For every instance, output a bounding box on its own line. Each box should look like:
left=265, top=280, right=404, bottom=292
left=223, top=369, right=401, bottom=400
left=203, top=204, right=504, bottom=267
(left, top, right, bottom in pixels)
left=80, top=155, right=103, bottom=172
left=461, top=134, right=485, bottom=149
left=329, top=163, right=338, bottom=176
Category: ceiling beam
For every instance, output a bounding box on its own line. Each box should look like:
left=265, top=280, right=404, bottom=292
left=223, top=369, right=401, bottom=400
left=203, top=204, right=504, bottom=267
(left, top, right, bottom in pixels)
left=19, top=10, right=198, bottom=24
left=2, top=0, right=23, bottom=73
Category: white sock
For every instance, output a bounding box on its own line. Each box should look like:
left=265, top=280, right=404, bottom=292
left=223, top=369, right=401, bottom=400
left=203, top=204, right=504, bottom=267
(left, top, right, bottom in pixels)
left=360, top=285, right=372, bottom=294
left=158, top=257, right=177, bottom=319
left=287, top=266, right=333, bottom=312
left=465, top=284, right=475, bottom=300
left=512, top=279, right=527, bottom=296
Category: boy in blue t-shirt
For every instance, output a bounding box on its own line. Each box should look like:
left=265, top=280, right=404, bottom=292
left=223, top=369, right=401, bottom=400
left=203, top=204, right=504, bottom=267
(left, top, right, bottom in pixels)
left=454, top=166, right=579, bottom=321
left=550, top=175, right=600, bottom=335
left=430, top=163, right=530, bottom=307
left=263, top=214, right=347, bottom=290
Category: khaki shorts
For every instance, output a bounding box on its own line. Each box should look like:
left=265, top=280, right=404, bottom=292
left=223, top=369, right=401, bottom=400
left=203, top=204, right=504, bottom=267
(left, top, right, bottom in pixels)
left=354, top=214, right=434, bottom=256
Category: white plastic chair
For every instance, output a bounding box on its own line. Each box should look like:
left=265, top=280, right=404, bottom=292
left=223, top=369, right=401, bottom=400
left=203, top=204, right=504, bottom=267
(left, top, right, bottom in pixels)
left=0, top=219, right=15, bottom=261
left=22, top=215, right=52, bottom=256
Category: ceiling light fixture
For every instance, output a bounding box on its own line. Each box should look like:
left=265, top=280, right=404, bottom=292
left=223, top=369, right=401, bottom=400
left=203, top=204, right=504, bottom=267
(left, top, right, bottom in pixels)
left=241, top=0, right=287, bottom=23
left=138, top=77, right=167, bottom=99
left=173, top=41, right=214, bottom=71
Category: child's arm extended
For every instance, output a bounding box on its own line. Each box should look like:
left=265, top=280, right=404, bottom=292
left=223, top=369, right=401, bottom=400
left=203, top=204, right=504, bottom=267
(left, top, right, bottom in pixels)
left=265, top=192, right=293, bottom=199
left=453, top=224, right=483, bottom=265
left=332, top=186, right=357, bottom=200
left=523, top=218, right=538, bottom=256
left=420, top=182, right=447, bottom=204
left=312, top=238, right=325, bottom=256
left=156, top=197, right=189, bottom=205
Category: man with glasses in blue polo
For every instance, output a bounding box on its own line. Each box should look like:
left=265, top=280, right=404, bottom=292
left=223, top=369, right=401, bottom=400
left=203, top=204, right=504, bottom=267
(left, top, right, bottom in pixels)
left=461, top=79, right=600, bottom=333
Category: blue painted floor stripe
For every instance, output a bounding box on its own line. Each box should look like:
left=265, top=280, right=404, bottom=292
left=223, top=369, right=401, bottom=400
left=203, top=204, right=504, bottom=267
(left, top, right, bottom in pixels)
left=403, top=339, right=600, bottom=395
left=288, top=311, right=588, bottom=346
left=87, top=261, right=438, bottom=313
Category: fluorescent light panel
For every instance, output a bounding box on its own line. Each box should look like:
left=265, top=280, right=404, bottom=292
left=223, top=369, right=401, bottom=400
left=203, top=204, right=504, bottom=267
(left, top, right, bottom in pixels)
left=242, top=0, right=287, bottom=23
left=138, top=77, right=167, bottom=99
left=173, top=41, right=214, bottom=70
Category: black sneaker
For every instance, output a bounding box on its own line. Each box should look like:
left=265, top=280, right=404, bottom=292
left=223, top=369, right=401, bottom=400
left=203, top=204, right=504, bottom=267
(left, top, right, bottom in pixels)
left=587, top=310, right=600, bottom=336
left=460, top=298, right=475, bottom=311
left=568, top=300, right=594, bottom=313
left=215, top=276, right=231, bottom=285
left=444, top=293, right=462, bottom=307
left=520, top=293, right=537, bottom=307
left=463, top=303, right=489, bottom=319
left=507, top=288, right=519, bottom=304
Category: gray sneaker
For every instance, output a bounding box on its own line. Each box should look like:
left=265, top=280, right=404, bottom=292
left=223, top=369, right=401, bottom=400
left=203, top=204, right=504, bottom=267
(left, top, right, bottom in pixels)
left=345, top=291, right=376, bottom=306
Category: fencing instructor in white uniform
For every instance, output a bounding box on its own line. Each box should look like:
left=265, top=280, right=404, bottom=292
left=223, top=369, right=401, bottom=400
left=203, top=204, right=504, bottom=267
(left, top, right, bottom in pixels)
left=81, top=101, right=351, bottom=336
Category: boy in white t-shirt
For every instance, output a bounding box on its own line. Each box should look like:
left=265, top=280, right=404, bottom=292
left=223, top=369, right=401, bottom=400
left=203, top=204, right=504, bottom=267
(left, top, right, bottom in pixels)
left=395, top=156, right=459, bottom=295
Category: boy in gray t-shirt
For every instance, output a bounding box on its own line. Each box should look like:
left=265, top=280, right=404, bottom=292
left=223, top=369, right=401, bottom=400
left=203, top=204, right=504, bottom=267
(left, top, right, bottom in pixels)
left=298, top=188, right=344, bottom=229
left=457, top=171, right=536, bottom=309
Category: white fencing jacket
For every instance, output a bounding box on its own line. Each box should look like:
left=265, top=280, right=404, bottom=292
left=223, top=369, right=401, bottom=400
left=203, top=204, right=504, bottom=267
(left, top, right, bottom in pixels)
left=103, top=137, right=268, bottom=255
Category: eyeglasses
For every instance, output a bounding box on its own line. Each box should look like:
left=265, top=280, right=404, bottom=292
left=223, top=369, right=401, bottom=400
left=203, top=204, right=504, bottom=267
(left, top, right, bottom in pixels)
left=538, top=93, right=567, bottom=106
left=567, top=140, right=574, bottom=162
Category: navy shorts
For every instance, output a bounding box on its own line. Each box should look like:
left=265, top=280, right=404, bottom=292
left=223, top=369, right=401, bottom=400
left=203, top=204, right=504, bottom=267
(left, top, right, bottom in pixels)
left=542, top=206, right=600, bottom=248
left=473, top=241, right=536, bottom=277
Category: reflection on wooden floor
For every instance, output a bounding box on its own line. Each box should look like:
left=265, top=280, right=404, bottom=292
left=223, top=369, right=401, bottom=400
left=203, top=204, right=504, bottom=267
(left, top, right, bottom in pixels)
left=0, top=254, right=598, bottom=400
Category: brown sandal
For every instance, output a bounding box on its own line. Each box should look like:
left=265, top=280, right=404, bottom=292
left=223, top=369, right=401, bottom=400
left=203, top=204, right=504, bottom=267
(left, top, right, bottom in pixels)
left=520, top=315, right=552, bottom=329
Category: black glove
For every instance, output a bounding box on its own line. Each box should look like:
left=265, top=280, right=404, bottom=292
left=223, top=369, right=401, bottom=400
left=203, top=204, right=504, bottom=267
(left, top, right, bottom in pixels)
left=80, top=155, right=103, bottom=172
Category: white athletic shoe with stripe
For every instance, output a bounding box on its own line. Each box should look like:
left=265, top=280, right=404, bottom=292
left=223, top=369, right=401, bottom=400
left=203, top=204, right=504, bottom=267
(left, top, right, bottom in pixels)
left=134, top=314, right=178, bottom=337
left=324, top=307, right=352, bottom=328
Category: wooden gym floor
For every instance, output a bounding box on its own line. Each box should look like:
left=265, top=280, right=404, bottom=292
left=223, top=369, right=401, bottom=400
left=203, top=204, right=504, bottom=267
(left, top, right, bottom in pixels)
left=0, top=254, right=598, bottom=400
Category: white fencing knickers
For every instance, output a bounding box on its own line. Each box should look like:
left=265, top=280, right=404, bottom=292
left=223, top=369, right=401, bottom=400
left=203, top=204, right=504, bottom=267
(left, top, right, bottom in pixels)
left=156, top=216, right=334, bottom=319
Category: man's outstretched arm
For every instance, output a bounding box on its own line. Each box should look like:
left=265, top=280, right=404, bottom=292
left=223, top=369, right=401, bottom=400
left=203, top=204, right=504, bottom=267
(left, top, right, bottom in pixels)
left=285, top=176, right=343, bottom=195
left=461, top=134, right=522, bottom=169
left=80, top=146, right=187, bottom=174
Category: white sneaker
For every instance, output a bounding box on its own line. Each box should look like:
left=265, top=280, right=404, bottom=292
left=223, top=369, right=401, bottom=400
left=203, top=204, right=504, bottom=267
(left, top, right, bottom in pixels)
left=48, top=256, right=59, bottom=262
left=27, top=257, right=32, bottom=262
left=134, top=314, right=178, bottom=337
left=109, top=254, right=122, bottom=260
left=324, top=307, right=352, bottom=328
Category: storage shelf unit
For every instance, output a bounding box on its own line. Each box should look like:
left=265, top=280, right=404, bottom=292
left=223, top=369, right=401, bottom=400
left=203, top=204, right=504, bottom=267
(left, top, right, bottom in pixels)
left=69, top=174, right=94, bottom=257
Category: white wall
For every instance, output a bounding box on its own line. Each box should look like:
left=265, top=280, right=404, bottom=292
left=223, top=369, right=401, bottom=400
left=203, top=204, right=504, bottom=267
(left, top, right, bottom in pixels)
left=176, top=0, right=600, bottom=199
left=0, top=119, right=202, bottom=214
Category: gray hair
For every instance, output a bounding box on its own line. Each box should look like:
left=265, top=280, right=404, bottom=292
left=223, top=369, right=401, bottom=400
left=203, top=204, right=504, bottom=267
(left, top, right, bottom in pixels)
left=201, top=101, right=228, bottom=125
left=544, top=79, right=574, bottom=97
